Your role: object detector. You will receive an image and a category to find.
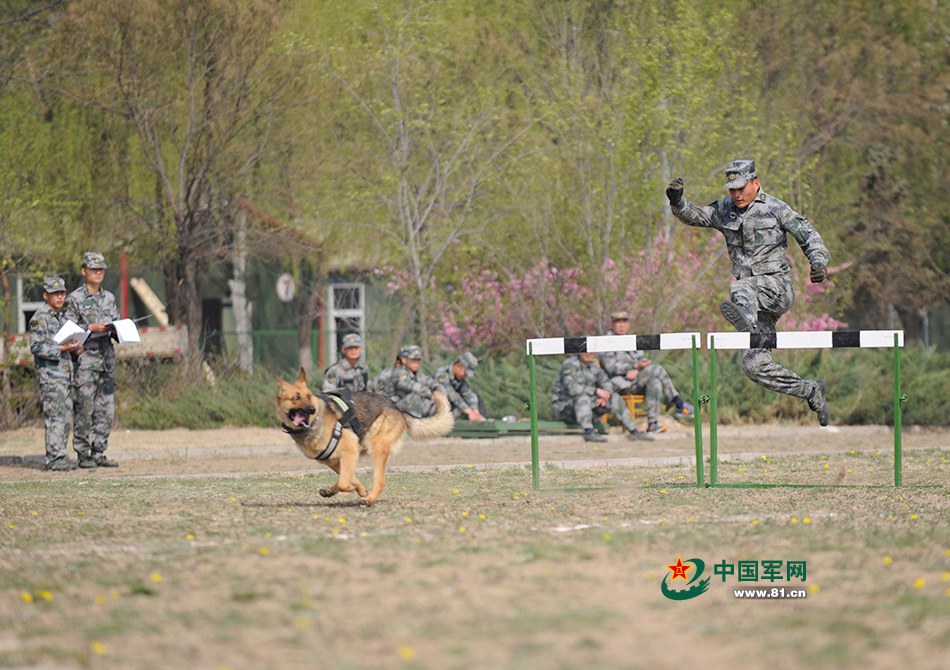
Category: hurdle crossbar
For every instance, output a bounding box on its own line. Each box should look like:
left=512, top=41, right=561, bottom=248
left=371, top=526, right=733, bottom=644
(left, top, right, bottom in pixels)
left=526, top=332, right=703, bottom=490
left=706, top=330, right=905, bottom=487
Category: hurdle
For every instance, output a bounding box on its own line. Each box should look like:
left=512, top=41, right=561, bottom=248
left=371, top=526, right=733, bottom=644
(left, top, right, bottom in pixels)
left=526, top=333, right=703, bottom=490
left=706, top=330, right=905, bottom=487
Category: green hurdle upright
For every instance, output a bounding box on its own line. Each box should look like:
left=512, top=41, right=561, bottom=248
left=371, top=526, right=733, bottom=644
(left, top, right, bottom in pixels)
left=705, top=329, right=905, bottom=487
left=527, top=332, right=704, bottom=490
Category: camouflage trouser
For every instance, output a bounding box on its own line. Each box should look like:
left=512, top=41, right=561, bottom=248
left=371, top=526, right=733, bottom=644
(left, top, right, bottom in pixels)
left=395, top=391, right=436, bottom=419
left=552, top=392, right=636, bottom=432
left=72, top=366, right=116, bottom=456
left=37, top=368, right=72, bottom=466
left=612, top=364, right=679, bottom=424
left=729, top=275, right=815, bottom=399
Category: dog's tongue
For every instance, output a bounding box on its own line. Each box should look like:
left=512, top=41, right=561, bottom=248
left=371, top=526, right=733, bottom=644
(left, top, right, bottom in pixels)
left=293, top=413, right=306, bottom=427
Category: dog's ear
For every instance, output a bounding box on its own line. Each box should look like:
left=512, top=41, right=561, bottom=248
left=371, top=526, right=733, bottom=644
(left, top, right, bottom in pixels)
left=276, top=376, right=287, bottom=389
left=295, top=367, right=308, bottom=384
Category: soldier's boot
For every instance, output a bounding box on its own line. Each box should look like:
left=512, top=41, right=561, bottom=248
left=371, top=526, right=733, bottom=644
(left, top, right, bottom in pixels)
left=626, top=429, right=654, bottom=442
left=720, top=301, right=756, bottom=333
left=93, top=454, right=120, bottom=468
left=807, top=380, right=829, bottom=427
left=47, top=458, right=76, bottom=472
left=646, top=421, right=667, bottom=434
left=583, top=429, right=608, bottom=443
left=77, top=453, right=97, bottom=469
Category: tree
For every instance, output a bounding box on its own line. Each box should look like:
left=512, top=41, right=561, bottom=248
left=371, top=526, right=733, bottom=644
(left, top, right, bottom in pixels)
left=48, top=0, right=306, bottom=357
left=303, top=0, right=532, bottom=356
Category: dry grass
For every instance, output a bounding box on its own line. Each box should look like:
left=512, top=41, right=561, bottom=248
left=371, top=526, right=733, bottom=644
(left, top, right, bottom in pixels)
left=1, top=427, right=948, bottom=670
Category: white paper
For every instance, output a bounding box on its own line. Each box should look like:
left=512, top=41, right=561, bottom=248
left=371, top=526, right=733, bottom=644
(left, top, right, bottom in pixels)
left=53, top=320, right=90, bottom=346
left=111, top=318, right=141, bottom=344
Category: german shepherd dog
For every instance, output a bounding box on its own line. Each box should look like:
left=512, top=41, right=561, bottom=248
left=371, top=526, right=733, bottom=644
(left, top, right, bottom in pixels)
left=276, top=368, right=454, bottom=505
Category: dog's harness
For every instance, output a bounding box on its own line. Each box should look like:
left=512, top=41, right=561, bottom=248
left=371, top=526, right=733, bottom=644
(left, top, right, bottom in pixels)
left=310, top=390, right=365, bottom=462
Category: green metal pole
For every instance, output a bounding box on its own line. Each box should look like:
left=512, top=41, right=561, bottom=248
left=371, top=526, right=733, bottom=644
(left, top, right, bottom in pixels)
left=709, top=336, right=719, bottom=487
left=893, top=334, right=902, bottom=487
left=529, top=343, right=541, bottom=491
left=691, top=335, right=705, bottom=488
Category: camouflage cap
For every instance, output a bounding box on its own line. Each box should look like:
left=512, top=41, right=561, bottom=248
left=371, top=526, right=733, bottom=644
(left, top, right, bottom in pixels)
left=43, top=276, right=67, bottom=293
left=610, top=310, right=631, bottom=322
left=82, top=251, right=108, bottom=269
left=402, top=344, right=423, bottom=360
left=723, top=159, right=757, bottom=190
left=341, top=333, right=363, bottom=349
left=455, top=351, right=478, bottom=376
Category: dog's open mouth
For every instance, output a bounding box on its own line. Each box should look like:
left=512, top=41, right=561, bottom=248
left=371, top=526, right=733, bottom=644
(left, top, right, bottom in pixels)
left=288, top=407, right=313, bottom=428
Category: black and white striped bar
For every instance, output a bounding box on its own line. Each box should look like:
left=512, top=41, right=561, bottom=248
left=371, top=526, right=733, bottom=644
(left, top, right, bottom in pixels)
left=706, top=330, right=904, bottom=350
left=526, top=332, right=702, bottom=356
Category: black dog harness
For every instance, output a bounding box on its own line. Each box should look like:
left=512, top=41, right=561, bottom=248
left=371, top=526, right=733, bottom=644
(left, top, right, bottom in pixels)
left=311, top=390, right=365, bottom=462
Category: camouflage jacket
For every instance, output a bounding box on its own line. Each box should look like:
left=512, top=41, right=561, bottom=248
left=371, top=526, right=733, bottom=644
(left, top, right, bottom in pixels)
left=550, top=355, right=614, bottom=407
left=597, top=331, right=647, bottom=389
left=64, top=285, right=120, bottom=372
left=372, top=365, right=400, bottom=397
left=672, top=189, right=830, bottom=279
left=392, top=367, right=441, bottom=401
left=322, top=358, right=369, bottom=393
left=29, top=304, right=73, bottom=377
left=432, top=364, right=479, bottom=413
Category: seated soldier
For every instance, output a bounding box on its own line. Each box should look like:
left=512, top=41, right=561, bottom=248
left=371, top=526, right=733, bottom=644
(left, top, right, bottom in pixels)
left=433, top=351, right=487, bottom=421
left=599, top=310, right=694, bottom=433
left=390, top=344, right=442, bottom=418
left=372, top=346, right=406, bottom=396
left=322, top=333, right=369, bottom=393
left=550, top=351, right=653, bottom=443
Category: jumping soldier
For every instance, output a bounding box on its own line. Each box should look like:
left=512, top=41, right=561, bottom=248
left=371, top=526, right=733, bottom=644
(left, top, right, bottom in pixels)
left=667, top=159, right=831, bottom=425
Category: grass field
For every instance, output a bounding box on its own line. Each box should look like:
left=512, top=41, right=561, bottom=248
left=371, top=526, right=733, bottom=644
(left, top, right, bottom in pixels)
left=1, top=426, right=949, bottom=670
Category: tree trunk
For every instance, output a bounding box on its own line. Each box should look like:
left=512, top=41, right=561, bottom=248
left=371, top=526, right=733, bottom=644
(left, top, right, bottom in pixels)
left=228, top=208, right=254, bottom=373
left=297, top=266, right=322, bottom=374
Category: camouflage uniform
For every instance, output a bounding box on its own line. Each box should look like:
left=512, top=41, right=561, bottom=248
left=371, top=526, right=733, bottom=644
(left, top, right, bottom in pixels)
left=372, top=365, right=400, bottom=397
left=322, top=334, right=369, bottom=393
left=29, top=279, right=75, bottom=469
left=432, top=352, right=485, bottom=419
left=671, top=159, right=830, bottom=402
left=64, top=258, right=120, bottom=462
left=598, top=334, right=681, bottom=424
left=550, top=355, right=638, bottom=432
left=390, top=345, right=441, bottom=418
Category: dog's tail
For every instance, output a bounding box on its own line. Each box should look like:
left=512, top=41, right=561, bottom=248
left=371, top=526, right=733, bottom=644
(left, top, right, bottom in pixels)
left=406, top=389, right=455, bottom=439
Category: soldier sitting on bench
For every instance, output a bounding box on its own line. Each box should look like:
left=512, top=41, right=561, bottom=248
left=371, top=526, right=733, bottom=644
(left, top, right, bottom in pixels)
left=550, top=351, right=653, bottom=443
left=599, top=310, right=694, bottom=434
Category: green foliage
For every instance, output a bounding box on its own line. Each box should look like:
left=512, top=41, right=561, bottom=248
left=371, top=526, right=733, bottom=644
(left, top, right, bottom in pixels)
left=115, top=360, right=276, bottom=430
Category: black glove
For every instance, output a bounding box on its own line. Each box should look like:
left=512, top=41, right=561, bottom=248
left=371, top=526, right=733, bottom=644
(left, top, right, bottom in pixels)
left=810, top=264, right=826, bottom=283
left=666, top=177, right=684, bottom=206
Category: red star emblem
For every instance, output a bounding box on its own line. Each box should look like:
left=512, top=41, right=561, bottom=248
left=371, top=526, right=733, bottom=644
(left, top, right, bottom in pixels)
left=667, top=556, right=692, bottom=581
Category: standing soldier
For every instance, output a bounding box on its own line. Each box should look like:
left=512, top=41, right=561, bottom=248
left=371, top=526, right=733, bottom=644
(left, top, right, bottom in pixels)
left=65, top=252, right=120, bottom=468
left=322, top=333, right=369, bottom=393
left=432, top=351, right=487, bottom=421
left=390, top=344, right=442, bottom=418
left=29, top=277, right=83, bottom=471
left=550, top=352, right=653, bottom=443
left=667, top=159, right=831, bottom=425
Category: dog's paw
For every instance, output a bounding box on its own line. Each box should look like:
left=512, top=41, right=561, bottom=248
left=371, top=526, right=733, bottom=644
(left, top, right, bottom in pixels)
left=319, top=487, right=334, bottom=497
